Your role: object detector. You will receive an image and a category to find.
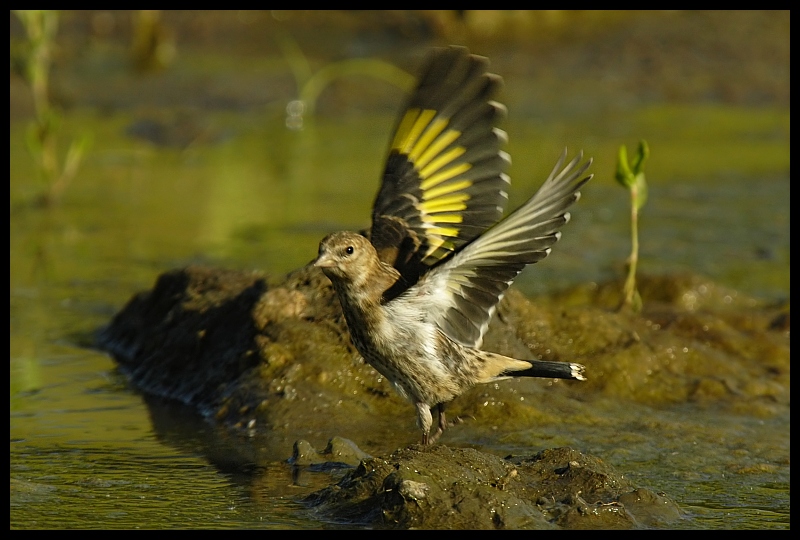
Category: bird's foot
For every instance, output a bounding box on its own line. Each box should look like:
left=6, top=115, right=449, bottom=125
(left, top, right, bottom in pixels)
left=423, top=414, right=471, bottom=445
left=426, top=425, right=444, bottom=445
left=448, top=415, right=468, bottom=427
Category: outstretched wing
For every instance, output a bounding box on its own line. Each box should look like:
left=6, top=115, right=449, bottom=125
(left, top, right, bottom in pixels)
left=418, top=150, right=593, bottom=348
left=370, top=46, right=511, bottom=293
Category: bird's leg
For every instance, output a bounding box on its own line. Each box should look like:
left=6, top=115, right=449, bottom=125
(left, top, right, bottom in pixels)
left=416, top=402, right=433, bottom=446
left=425, top=403, right=448, bottom=445
left=417, top=402, right=462, bottom=445
left=437, top=402, right=447, bottom=433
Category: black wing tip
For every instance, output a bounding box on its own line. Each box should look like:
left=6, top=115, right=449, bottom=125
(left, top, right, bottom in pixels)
left=427, top=44, right=487, bottom=64
left=420, top=47, right=502, bottom=112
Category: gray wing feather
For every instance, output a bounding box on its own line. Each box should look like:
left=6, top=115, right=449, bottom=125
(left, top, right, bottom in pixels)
left=421, top=149, right=593, bottom=348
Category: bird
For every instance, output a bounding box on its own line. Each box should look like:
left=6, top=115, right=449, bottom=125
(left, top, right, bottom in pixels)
left=313, top=46, right=592, bottom=445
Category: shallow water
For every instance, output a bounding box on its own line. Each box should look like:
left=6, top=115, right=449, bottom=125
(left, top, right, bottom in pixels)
left=10, top=11, right=789, bottom=529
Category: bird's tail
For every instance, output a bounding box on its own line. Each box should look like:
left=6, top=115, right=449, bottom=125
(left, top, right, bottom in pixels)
left=509, top=359, right=586, bottom=381
left=479, top=351, right=586, bottom=383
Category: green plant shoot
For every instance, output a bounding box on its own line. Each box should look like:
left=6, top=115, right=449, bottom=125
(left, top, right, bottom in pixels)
left=615, top=139, right=649, bottom=312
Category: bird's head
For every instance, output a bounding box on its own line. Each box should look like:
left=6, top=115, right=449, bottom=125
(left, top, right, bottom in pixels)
left=314, top=231, right=378, bottom=284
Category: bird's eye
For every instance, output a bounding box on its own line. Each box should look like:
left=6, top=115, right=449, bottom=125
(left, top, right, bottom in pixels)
left=345, top=246, right=354, bottom=255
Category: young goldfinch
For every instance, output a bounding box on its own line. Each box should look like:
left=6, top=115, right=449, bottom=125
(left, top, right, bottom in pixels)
left=315, top=47, right=591, bottom=445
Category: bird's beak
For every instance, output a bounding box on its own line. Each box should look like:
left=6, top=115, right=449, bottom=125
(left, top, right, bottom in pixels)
left=314, top=252, right=335, bottom=269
